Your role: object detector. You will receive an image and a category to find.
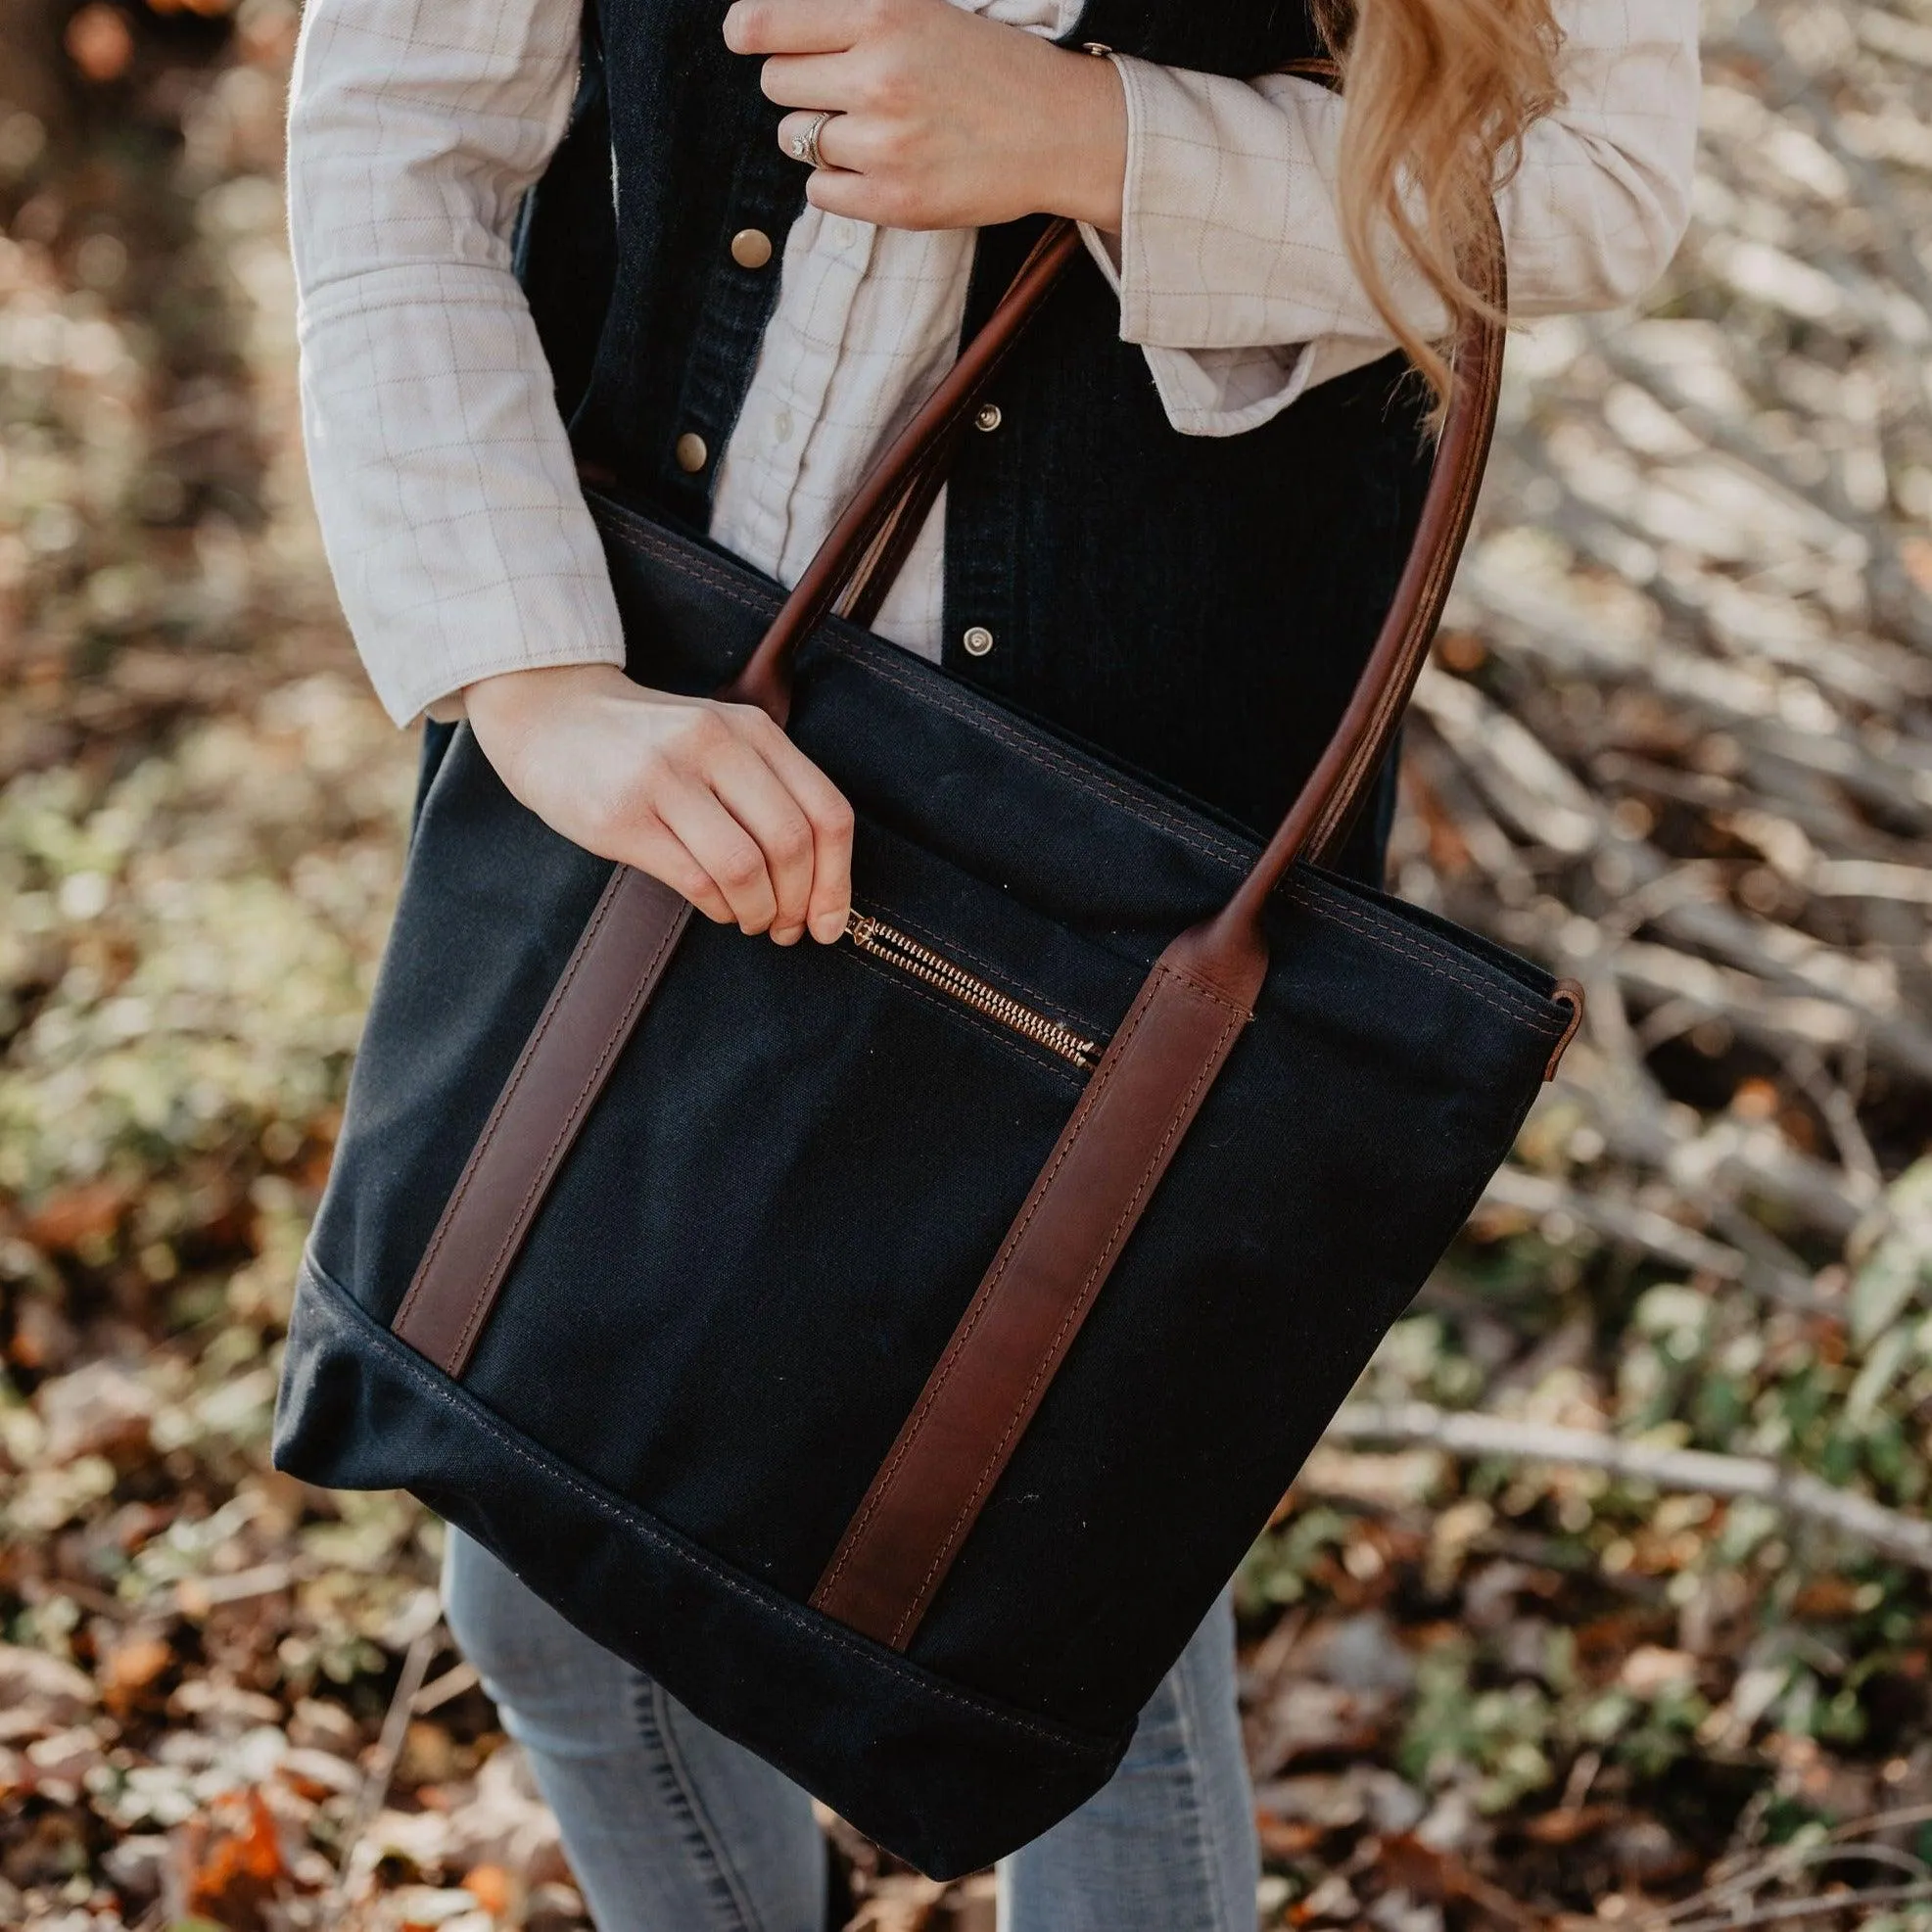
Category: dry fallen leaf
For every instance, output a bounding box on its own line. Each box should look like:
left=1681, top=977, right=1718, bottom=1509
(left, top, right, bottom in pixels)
left=37, top=1358, right=158, bottom=1465
left=180, top=1785, right=289, bottom=1928
left=22, top=1177, right=132, bottom=1253
left=102, top=1630, right=175, bottom=1717
left=1519, top=1804, right=1623, bottom=1846
left=461, top=1861, right=514, bottom=1916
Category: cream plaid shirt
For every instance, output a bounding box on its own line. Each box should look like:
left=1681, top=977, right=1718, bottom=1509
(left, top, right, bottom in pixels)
left=287, top=0, right=1701, bottom=726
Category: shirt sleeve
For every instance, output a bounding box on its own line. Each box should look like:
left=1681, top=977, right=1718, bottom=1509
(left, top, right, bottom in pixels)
left=1084, top=0, right=1701, bottom=437
left=287, top=0, right=626, bottom=728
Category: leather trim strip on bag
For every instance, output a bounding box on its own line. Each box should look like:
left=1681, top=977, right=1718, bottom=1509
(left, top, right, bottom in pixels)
left=808, top=961, right=1250, bottom=1645
left=391, top=870, right=691, bottom=1375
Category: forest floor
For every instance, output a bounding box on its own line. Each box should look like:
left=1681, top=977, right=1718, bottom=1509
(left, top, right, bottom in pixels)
left=4, top=1, right=1932, bottom=1928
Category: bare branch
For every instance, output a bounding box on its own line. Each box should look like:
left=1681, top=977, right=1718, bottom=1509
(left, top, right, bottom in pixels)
left=1326, top=1404, right=1932, bottom=1571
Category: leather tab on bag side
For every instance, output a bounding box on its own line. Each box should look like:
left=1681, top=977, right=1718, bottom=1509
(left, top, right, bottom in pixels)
left=1544, top=978, right=1586, bottom=1080
left=392, top=866, right=692, bottom=1377
left=809, top=951, right=1252, bottom=1651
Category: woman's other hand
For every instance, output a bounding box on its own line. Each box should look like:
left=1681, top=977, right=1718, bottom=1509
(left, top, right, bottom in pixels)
left=724, top=0, right=1126, bottom=232
left=465, top=665, right=855, bottom=945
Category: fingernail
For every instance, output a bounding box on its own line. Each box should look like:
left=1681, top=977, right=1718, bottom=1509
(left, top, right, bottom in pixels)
left=810, top=910, right=848, bottom=944
left=773, top=923, right=805, bottom=946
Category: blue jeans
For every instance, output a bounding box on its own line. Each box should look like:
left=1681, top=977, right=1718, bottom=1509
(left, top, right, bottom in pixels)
left=444, top=1531, right=1258, bottom=1932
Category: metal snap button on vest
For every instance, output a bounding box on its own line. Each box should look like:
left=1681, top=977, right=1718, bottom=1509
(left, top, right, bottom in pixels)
left=730, top=227, right=774, bottom=270
left=675, top=432, right=709, bottom=474
left=963, top=626, right=995, bottom=657
left=974, top=403, right=1003, bottom=433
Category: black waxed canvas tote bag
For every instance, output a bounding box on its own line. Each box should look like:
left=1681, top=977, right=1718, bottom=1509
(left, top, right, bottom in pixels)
left=273, top=216, right=1584, bottom=1878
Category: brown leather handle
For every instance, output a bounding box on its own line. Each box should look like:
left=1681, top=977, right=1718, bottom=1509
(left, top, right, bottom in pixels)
left=1190, top=212, right=1507, bottom=995
left=724, top=208, right=1505, bottom=995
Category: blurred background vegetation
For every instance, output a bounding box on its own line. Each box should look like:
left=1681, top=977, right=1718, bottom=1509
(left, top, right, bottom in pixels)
left=2, top=0, right=1931, bottom=1927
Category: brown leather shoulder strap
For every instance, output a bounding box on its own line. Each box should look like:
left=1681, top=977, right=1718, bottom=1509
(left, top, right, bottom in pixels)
left=730, top=208, right=1505, bottom=928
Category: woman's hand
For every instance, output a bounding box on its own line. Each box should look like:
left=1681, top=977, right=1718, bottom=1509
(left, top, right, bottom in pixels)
left=723, top=0, right=1126, bottom=232
left=465, top=664, right=854, bottom=945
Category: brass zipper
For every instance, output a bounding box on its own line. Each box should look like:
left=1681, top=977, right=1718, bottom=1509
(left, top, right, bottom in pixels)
left=845, top=912, right=1102, bottom=1071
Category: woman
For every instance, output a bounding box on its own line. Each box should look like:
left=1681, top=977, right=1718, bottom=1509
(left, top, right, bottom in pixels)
left=287, top=0, right=1697, bottom=1925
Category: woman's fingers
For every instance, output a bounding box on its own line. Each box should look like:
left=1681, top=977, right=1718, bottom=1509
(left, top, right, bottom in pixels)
left=703, top=736, right=821, bottom=942
left=773, top=104, right=864, bottom=175
left=463, top=666, right=854, bottom=946
left=621, top=820, right=736, bottom=927
left=655, top=782, right=783, bottom=936
left=761, top=52, right=866, bottom=114
left=745, top=713, right=856, bottom=943
left=724, top=0, right=869, bottom=57
left=657, top=708, right=853, bottom=943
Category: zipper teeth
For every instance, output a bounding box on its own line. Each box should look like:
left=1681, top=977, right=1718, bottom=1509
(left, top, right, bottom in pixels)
left=846, top=912, right=1102, bottom=1071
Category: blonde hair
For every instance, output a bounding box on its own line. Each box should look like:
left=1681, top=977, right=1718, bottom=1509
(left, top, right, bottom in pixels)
left=1311, top=0, right=1564, bottom=408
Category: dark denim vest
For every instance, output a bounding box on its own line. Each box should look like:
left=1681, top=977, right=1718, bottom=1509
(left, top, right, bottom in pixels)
left=517, top=0, right=1427, bottom=869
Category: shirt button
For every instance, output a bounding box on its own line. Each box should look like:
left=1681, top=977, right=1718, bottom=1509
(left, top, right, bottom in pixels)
left=730, top=227, right=774, bottom=270
left=974, top=403, right=1003, bottom=433
left=963, top=626, right=995, bottom=658
left=773, top=407, right=794, bottom=444
left=675, top=432, right=709, bottom=474
left=829, top=217, right=858, bottom=252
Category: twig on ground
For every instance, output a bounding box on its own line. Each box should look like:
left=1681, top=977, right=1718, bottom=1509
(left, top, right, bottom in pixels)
left=1648, top=1841, right=1932, bottom=1929
left=1645, top=1880, right=1932, bottom=1932
left=1478, top=1164, right=1835, bottom=1314
left=333, top=1625, right=441, bottom=1899
left=1326, top=1404, right=1932, bottom=1571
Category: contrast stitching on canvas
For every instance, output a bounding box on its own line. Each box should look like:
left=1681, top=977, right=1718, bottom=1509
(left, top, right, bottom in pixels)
left=1282, top=893, right=1561, bottom=1033
left=591, top=510, right=779, bottom=623
left=891, top=975, right=1242, bottom=1645
left=1279, top=883, right=1558, bottom=1033
left=827, top=639, right=1251, bottom=869
left=1285, top=900, right=1542, bottom=1029
left=395, top=866, right=626, bottom=1351
left=312, top=1263, right=1115, bottom=1757
left=811, top=968, right=1161, bottom=1610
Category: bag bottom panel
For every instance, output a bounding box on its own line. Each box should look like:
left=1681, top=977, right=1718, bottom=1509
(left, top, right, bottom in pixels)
left=273, top=1253, right=1128, bottom=1878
